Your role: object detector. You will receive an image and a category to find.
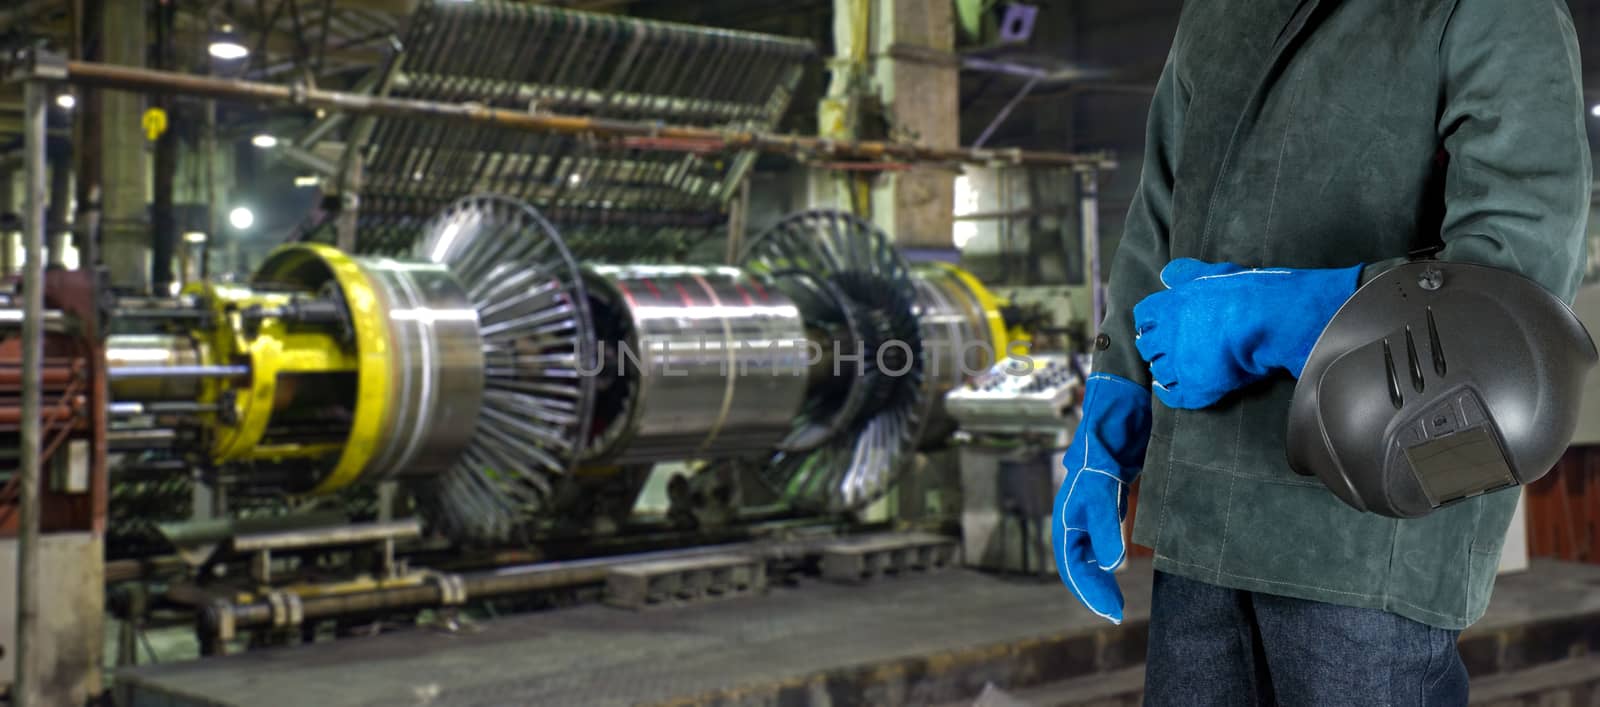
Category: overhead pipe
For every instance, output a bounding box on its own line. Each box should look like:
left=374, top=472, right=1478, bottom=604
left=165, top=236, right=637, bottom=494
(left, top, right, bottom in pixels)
left=59, top=59, right=1115, bottom=170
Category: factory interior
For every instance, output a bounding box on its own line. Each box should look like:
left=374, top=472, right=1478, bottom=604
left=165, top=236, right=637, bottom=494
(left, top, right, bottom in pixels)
left=0, top=0, right=1599, bottom=705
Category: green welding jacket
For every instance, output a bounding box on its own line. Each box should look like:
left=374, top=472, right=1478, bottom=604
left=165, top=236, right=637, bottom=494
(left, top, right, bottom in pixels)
left=1101, top=0, right=1591, bottom=629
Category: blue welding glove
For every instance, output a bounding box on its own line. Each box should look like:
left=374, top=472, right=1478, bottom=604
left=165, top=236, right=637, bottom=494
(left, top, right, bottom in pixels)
left=1051, top=373, right=1152, bottom=625
left=1131, top=259, right=1363, bottom=410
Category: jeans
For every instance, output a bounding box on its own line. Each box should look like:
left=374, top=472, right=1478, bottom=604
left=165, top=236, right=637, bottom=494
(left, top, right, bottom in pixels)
left=1144, top=571, right=1469, bottom=706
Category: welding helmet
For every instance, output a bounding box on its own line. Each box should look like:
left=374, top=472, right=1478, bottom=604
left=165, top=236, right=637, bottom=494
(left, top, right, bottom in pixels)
left=1287, top=261, right=1597, bottom=518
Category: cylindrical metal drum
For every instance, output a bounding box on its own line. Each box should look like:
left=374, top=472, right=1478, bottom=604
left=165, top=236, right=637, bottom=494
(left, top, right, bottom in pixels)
left=911, top=263, right=1009, bottom=445
left=583, top=265, right=809, bottom=464
left=250, top=245, right=486, bottom=492
left=355, top=256, right=486, bottom=480
left=105, top=334, right=207, bottom=402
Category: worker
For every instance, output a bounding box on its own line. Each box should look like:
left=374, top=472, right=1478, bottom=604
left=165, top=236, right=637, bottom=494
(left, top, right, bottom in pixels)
left=1051, top=1, right=1590, bottom=703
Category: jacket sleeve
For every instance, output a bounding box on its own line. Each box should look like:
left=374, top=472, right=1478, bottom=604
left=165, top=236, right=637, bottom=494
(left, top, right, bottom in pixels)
left=1366, top=0, right=1591, bottom=300
left=1093, top=54, right=1187, bottom=384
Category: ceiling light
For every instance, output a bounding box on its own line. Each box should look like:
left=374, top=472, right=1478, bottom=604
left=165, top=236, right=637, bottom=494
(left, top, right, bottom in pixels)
left=250, top=133, right=278, bottom=148
left=209, top=24, right=249, bottom=60
left=228, top=207, right=255, bottom=231
left=55, top=94, right=75, bottom=110
left=209, top=40, right=248, bottom=60
left=183, top=231, right=208, bottom=244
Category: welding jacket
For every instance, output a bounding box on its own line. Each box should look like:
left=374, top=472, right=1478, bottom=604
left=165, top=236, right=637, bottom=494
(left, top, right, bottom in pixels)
left=1100, top=0, right=1591, bottom=629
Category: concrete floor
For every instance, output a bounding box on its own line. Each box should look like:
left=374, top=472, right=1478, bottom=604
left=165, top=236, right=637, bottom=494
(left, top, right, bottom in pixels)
left=114, top=559, right=1600, bottom=707
left=117, top=562, right=1148, bottom=706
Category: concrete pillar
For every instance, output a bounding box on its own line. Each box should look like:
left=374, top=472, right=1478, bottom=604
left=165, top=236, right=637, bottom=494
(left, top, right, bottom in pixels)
left=816, top=0, right=959, bottom=249
left=96, top=0, right=150, bottom=292
left=869, top=0, right=959, bottom=249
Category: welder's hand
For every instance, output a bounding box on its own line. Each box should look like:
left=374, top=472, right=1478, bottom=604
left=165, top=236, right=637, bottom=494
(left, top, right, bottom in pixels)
left=1131, top=259, right=1363, bottom=409
left=1051, top=373, right=1152, bottom=625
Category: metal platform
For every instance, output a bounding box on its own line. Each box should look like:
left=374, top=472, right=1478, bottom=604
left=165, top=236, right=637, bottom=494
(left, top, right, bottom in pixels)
left=114, top=559, right=1600, bottom=707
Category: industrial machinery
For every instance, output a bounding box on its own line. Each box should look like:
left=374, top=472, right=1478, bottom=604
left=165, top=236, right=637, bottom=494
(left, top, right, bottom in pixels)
left=57, top=0, right=1045, bottom=555
left=110, top=244, right=486, bottom=496
left=0, top=2, right=1110, bottom=695
left=97, top=196, right=1015, bottom=549
left=0, top=269, right=109, bottom=701
left=298, top=0, right=814, bottom=262
left=945, top=354, right=1083, bottom=575
left=945, top=355, right=1080, bottom=437
left=37, top=195, right=1019, bottom=662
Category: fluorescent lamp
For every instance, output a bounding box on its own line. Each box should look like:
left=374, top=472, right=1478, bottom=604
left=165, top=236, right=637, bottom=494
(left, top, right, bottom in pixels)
left=228, top=207, right=255, bottom=231
left=209, top=40, right=249, bottom=60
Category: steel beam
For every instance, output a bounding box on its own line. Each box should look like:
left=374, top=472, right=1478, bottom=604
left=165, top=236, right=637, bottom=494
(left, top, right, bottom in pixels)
left=14, top=73, right=47, bottom=707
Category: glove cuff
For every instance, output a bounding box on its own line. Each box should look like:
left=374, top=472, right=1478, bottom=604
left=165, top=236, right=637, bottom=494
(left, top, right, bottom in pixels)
left=1281, top=264, right=1364, bottom=378
left=1073, top=373, right=1155, bottom=482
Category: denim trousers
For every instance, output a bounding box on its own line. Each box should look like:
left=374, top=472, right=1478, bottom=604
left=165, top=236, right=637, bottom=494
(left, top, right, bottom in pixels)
left=1144, top=571, right=1470, bottom=706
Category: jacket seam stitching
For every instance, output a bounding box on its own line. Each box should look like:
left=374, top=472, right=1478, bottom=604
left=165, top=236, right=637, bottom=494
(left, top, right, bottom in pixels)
left=1261, top=60, right=1306, bottom=263
left=1152, top=553, right=1470, bottom=625
left=1155, top=424, right=1175, bottom=553
left=1464, top=499, right=1484, bottom=620
left=1156, top=456, right=1326, bottom=488
left=1435, top=0, right=1464, bottom=89
left=1381, top=516, right=1400, bottom=624
left=1214, top=400, right=1248, bottom=582
left=1215, top=474, right=1238, bottom=584
left=1195, top=0, right=1318, bottom=257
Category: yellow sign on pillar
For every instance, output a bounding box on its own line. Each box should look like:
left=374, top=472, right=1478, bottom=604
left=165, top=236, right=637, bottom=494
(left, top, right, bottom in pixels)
left=141, top=107, right=168, bottom=142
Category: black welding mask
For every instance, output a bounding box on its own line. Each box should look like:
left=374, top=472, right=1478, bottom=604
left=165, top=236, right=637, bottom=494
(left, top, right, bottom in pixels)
left=1287, top=261, right=1597, bottom=518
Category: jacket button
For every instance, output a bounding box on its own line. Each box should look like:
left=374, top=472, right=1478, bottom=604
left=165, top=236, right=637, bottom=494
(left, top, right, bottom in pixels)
left=1095, top=333, right=1110, bottom=351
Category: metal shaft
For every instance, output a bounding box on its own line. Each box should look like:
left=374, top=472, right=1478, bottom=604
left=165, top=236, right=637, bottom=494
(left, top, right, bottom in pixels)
left=206, top=540, right=774, bottom=634
left=0, top=309, right=64, bottom=327
left=108, top=401, right=220, bottom=416
left=15, top=76, right=47, bottom=707
left=107, top=428, right=179, bottom=450
left=61, top=60, right=1112, bottom=169
left=106, top=364, right=249, bottom=380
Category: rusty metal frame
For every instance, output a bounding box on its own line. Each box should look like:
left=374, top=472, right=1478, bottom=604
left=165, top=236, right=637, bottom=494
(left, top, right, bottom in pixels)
left=56, top=59, right=1115, bottom=170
